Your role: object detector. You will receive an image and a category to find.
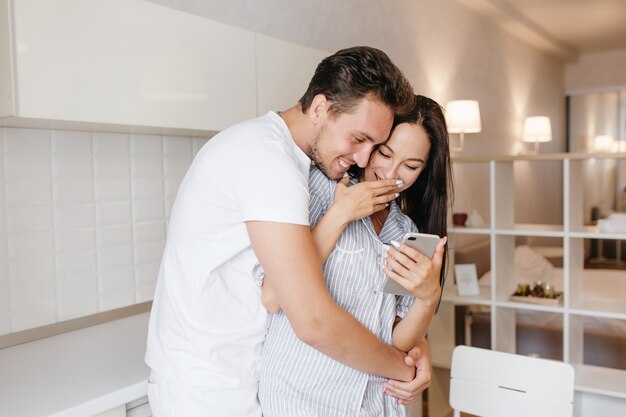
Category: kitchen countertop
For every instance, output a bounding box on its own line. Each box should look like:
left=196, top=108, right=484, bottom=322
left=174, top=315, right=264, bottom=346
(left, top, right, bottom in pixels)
left=0, top=312, right=150, bottom=417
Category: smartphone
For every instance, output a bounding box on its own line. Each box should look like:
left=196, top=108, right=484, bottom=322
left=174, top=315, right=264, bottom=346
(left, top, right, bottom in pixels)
left=382, top=232, right=440, bottom=296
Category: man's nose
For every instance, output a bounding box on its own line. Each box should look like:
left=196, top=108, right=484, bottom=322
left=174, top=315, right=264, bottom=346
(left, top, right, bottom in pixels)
left=353, top=146, right=374, bottom=168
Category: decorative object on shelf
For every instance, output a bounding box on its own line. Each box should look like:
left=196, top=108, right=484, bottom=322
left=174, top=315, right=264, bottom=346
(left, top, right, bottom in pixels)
left=465, top=209, right=485, bottom=228
left=521, top=116, right=552, bottom=154
left=452, top=212, right=468, bottom=226
left=455, top=264, right=479, bottom=296
left=446, top=100, right=481, bottom=153
left=509, top=281, right=563, bottom=305
left=594, top=134, right=615, bottom=152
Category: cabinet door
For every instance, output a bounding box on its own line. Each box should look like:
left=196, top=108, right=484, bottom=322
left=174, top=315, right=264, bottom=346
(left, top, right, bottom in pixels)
left=255, top=34, right=329, bottom=115
left=5, top=0, right=257, bottom=131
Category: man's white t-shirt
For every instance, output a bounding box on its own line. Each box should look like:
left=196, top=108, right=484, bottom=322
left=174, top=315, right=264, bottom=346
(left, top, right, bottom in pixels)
left=145, top=112, right=311, bottom=412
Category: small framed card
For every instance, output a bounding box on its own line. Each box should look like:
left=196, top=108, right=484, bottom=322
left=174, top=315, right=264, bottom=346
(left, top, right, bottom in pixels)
left=455, top=263, right=479, bottom=296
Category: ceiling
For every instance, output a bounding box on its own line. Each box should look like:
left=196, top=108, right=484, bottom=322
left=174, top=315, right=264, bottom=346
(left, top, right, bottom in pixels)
left=455, top=0, right=626, bottom=61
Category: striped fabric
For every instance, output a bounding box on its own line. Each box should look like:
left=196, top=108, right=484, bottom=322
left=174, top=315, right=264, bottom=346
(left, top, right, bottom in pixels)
left=258, top=166, right=417, bottom=417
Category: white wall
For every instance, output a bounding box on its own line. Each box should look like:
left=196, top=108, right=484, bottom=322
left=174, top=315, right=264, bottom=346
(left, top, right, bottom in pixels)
left=565, top=48, right=626, bottom=92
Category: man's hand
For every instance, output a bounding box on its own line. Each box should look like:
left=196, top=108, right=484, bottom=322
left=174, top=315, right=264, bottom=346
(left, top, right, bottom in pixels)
left=382, top=338, right=432, bottom=404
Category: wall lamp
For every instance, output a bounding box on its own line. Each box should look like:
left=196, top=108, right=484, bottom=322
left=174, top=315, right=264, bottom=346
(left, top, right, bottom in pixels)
left=446, top=100, right=481, bottom=152
left=522, top=116, right=552, bottom=154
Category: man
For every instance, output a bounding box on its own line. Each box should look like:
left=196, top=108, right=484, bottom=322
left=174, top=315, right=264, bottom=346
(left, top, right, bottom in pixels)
left=146, top=46, right=433, bottom=417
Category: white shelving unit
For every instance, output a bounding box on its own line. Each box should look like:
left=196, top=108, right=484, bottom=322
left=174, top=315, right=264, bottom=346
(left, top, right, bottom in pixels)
left=428, top=152, right=626, bottom=417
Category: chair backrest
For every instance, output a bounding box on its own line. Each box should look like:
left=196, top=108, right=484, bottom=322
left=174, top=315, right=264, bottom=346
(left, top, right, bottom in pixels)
left=449, top=345, right=574, bottom=417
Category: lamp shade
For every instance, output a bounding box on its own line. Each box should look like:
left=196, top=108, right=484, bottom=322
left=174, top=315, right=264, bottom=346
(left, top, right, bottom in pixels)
left=446, top=100, right=481, bottom=133
left=522, top=116, right=552, bottom=143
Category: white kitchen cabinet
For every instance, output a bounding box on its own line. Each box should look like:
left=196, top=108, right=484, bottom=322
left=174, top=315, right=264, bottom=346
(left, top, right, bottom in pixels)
left=428, top=152, right=626, bottom=417
left=0, top=0, right=257, bottom=133
left=255, top=34, right=329, bottom=115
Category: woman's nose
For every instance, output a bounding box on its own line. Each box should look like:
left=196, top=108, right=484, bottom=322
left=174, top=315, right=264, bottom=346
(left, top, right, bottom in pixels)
left=384, top=165, right=399, bottom=179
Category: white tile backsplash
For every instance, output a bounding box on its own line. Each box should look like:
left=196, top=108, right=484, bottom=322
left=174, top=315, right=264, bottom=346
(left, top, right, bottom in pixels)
left=57, top=297, right=98, bottom=321
left=0, top=261, right=8, bottom=288
left=99, top=290, right=134, bottom=312
left=164, top=136, right=192, bottom=156
left=131, top=134, right=163, bottom=156
left=97, top=224, right=133, bottom=248
left=95, top=156, right=131, bottom=178
left=134, top=221, right=165, bottom=243
left=56, top=228, right=96, bottom=253
left=54, top=180, right=95, bottom=203
left=95, top=179, right=132, bottom=202
left=8, top=231, right=55, bottom=259
left=56, top=251, right=97, bottom=275
left=98, top=267, right=135, bottom=293
left=94, top=132, right=130, bottom=155
left=0, top=126, right=209, bottom=334
left=5, top=155, right=52, bottom=179
left=6, top=205, right=53, bottom=232
left=132, top=178, right=163, bottom=199
left=0, top=286, right=9, bottom=312
left=9, top=256, right=55, bottom=287
left=53, top=155, right=94, bottom=179
left=133, top=200, right=164, bottom=223
left=135, top=262, right=160, bottom=287
left=96, top=202, right=132, bottom=225
left=57, top=272, right=98, bottom=301
left=4, top=128, right=50, bottom=155
left=134, top=241, right=165, bottom=265
left=52, top=130, right=93, bottom=155
left=55, top=204, right=96, bottom=229
left=165, top=156, right=192, bottom=176
left=98, top=245, right=134, bottom=271
left=5, top=181, right=53, bottom=205
left=132, top=156, right=163, bottom=177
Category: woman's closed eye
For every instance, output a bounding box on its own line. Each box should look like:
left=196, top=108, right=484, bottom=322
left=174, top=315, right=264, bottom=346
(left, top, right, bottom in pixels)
left=378, top=149, right=390, bottom=158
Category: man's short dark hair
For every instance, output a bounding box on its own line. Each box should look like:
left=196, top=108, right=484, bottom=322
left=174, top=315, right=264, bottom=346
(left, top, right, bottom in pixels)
left=299, top=46, right=415, bottom=117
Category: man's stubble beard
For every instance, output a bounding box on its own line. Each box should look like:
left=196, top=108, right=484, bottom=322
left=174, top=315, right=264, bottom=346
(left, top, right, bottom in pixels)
left=309, top=124, right=337, bottom=180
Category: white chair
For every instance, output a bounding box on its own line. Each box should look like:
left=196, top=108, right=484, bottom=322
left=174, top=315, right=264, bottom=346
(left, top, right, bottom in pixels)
left=449, top=345, right=574, bottom=417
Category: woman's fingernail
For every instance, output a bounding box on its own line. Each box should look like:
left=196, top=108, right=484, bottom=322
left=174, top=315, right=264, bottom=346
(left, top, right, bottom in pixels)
left=382, top=244, right=390, bottom=251
left=395, top=179, right=404, bottom=186
left=390, top=240, right=401, bottom=248
left=395, top=193, right=400, bottom=198
left=443, top=236, right=448, bottom=245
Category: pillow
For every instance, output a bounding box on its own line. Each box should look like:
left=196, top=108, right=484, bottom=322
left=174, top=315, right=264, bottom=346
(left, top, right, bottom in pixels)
left=478, top=245, right=555, bottom=287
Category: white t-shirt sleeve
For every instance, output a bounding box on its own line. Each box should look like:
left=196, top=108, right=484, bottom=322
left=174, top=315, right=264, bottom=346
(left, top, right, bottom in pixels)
left=230, top=141, right=310, bottom=225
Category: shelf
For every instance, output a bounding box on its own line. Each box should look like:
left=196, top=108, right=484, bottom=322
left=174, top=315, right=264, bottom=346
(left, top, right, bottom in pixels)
left=448, top=226, right=490, bottom=235
left=452, top=152, right=626, bottom=163
left=495, top=223, right=564, bottom=237
left=494, top=300, right=564, bottom=313
left=574, top=364, right=626, bottom=399
left=435, top=153, right=626, bottom=412
left=441, top=287, right=491, bottom=306
left=570, top=299, right=626, bottom=320
left=569, top=226, right=626, bottom=240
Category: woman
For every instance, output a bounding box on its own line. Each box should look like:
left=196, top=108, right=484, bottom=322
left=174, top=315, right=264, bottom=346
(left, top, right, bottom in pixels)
left=259, top=95, right=453, bottom=417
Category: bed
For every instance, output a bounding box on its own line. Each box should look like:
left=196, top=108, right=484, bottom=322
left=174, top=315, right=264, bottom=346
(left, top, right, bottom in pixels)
left=453, top=242, right=626, bottom=370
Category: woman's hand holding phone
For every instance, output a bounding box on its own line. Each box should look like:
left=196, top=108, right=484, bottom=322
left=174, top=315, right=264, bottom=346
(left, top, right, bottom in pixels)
left=383, top=233, right=447, bottom=305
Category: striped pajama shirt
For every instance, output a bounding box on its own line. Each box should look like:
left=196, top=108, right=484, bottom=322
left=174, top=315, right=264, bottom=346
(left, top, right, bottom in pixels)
left=258, top=165, right=417, bottom=417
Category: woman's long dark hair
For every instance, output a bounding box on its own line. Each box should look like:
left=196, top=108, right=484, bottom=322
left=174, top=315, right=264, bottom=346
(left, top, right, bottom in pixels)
left=349, top=94, right=454, bottom=288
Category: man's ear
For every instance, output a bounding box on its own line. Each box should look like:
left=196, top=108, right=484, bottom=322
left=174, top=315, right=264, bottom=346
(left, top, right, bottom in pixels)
left=308, top=94, right=329, bottom=125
